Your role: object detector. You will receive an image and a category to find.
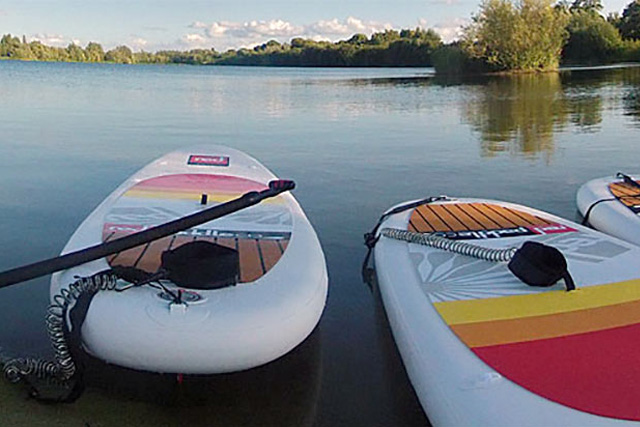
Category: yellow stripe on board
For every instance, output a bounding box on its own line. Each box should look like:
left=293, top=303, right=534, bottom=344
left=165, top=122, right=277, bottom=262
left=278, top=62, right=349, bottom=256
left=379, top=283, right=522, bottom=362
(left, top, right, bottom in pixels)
left=450, top=298, right=640, bottom=347
left=434, top=279, right=640, bottom=325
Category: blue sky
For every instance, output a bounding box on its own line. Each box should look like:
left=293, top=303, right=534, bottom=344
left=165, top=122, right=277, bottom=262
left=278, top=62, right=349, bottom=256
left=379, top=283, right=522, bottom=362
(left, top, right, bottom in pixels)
left=0, top=0, right=632, bottom=51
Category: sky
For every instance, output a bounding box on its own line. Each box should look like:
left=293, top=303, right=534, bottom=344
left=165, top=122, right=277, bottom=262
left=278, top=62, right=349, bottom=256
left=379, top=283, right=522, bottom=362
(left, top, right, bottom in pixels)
left=0, top=0, right=632, bottom=52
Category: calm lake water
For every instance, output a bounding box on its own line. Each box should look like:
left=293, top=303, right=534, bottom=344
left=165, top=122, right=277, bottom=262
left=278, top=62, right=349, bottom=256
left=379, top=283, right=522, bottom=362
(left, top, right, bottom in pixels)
left=0, top=61, right=640, bottom=426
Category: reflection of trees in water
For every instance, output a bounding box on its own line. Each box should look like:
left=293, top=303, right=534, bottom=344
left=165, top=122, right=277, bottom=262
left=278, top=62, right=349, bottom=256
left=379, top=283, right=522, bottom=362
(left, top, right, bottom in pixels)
left=463, top=74, right=566, bottom=159
left=618, top=67, right=640, bottom=123
left=566, top=92, right=602, bottom=132
left=561, top=66, right=640, bottom=128
left=462, top=73, right=603, bottom=159
left=623, top=89, right=640, bottom=120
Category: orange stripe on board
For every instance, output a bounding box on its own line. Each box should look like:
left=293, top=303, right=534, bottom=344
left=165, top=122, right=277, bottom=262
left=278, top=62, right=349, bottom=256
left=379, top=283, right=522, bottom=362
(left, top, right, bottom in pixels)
left=451, top=298, right=640, bottom=347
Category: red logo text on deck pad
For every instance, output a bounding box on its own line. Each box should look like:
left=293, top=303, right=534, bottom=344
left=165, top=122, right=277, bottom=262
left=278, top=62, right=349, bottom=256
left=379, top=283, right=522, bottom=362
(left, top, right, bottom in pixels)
left=188, top=155, right=230, bottom=167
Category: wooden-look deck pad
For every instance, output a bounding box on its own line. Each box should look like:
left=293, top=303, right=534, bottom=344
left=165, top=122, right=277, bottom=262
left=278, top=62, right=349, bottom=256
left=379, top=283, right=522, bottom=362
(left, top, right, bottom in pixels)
left=408, top=202, right=576, bottom=240
left=609, top=181, right=640, bottom=214
left=409, top=201, right=640, bottom=420
left=102, top=174, right=292, bottom=284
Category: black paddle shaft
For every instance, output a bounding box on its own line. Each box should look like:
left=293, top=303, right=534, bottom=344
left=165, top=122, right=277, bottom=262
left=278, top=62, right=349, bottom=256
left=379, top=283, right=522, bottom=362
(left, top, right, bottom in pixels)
left=0, top=179, right=295, bottom=289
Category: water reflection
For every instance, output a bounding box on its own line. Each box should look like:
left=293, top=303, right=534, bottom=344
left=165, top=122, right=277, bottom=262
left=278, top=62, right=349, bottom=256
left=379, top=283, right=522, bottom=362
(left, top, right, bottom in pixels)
left=462, top=73, right=610, bottom=159
left=0, top=330, right=322, bottom=426
left=462, top=74, right=564, bottom=159
left=340, top=68, right=640, bottom=159
left=5, top=61, right=640, bottom=426
left=566, top=93, right=602, bottom=131
left=460, top=67, right=640, bottom=156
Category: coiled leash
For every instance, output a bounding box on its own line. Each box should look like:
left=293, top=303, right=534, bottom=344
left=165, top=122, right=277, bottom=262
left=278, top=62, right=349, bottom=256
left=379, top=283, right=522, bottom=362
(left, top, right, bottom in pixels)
left=363, top=197, right=576, bottom=292
left=381, top=228, right=575, bottom=291
left=2, top=240, right=241, bottom=403
left=2, top=272, right=119, bottom=402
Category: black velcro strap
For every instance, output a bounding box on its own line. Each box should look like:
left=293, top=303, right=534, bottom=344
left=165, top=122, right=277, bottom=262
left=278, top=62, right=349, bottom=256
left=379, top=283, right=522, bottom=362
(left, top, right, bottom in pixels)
left=508, top=241, right=576, bottom=291
left=161, top=241, right=239, bottom=289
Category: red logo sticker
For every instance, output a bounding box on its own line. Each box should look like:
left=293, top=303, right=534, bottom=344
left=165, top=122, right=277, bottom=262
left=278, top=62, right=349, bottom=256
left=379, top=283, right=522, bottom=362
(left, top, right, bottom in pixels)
left=528, top=223, right=577, bottom=235
left=188, top=155, right=230, bottom=167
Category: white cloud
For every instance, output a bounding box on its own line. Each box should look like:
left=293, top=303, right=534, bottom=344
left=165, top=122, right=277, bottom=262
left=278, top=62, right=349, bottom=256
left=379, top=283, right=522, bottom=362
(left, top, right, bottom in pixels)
left=307, top=17, right=392, bottom=37
left=183, top=16, right=394, bottom=51
left=189, top=19, right=302, bottom=40
left=423, top=18, right=468, bottom=42
left=184, top=33, right=206, bottom=42
left=129, top=37, right=149, bottom=50
left=30, top=34, right=68, bottom=47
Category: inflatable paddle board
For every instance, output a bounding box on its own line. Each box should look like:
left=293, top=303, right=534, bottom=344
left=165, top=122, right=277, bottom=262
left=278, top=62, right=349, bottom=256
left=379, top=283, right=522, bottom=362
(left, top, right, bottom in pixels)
left=50, top=146, right=328, bottom=374
left=372, top=197, right=640, bottom=426
left=577, top=173, right=640, bottom=246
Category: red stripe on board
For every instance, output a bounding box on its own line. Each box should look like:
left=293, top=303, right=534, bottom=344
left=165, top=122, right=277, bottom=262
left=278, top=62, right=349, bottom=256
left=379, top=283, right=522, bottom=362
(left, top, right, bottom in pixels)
left=472, top=322, right=640, bottom=420
left=133, top=174, right=267, bottom=193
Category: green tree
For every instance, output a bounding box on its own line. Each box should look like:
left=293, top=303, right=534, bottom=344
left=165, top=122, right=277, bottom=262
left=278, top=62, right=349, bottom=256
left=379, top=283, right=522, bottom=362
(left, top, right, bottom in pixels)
left=28, top=41, right=56, bottom=60
left=608, top=12, right=622, bottom=28
left=290, top=37, right=317, bottom=49
left=85, top=42, right=105, bottom=62
left=563, top=10, right=622, bottom=63
left=104, top=45, right=134, bottom=63
left=463, top=0, right=570, bottom=71
left=66, top=43, right=86, bottom=62
left=52, top=47, right=70, bottom=61
left=570, top=0, right=603, bottom=13
left=619, top=0, right=640, bottom=40
left=0, top=34, right=21, bottom=57
left=346, top=33, right=369, bottom=45
left=370, top=30, right=400, bottom=45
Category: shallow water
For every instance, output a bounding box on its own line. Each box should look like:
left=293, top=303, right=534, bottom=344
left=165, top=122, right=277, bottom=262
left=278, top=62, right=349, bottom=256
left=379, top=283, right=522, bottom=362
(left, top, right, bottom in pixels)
left=1, top=61, right=640, bottom=426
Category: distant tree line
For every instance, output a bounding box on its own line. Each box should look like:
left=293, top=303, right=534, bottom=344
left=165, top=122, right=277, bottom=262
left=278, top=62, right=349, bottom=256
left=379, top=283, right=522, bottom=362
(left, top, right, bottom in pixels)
left=0, top=28, right=442, bottom=67
left=4, top=0, right=640, bottom=73
left=220, top=29, right=442, bottom=66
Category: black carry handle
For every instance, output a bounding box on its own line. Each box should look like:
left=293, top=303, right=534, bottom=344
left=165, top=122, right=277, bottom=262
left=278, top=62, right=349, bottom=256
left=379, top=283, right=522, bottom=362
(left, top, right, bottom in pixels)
left=617, top=172, right=640, bottom=191
left=0, top=179, right=295, bottom=289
